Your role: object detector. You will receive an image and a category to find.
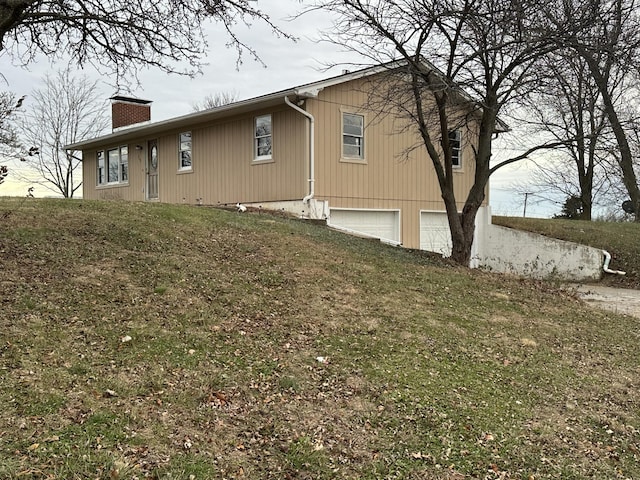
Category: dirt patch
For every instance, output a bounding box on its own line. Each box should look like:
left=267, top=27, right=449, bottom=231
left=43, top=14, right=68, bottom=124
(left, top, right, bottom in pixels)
left=574, top=284, right=640, bottom=318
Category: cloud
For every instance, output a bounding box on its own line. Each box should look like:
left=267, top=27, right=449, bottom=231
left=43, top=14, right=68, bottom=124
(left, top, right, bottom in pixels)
left=0, top=1, right=353, bottom=120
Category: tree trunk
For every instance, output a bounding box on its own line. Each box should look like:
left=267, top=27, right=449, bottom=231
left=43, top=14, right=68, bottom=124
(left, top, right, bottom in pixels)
left=579, top=48, right=640, bottom=220
left=597, top=84, right=640, bottom=220
left=444, top=164, right=488, bottom=266
left=441, top=186, right=468, bottom=265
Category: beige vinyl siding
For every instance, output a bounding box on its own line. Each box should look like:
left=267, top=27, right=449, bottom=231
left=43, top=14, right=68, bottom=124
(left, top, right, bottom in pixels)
left=308, top=77, right=485, bottom=249
left=82, top=107, right=308, bottom=204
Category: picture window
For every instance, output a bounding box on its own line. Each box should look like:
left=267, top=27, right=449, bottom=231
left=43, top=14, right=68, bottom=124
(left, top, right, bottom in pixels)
left=97, top=146, right=128, bottom=185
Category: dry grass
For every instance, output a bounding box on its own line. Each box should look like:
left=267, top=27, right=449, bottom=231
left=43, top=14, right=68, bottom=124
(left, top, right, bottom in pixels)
left=0, top=198, right=639, bottom=479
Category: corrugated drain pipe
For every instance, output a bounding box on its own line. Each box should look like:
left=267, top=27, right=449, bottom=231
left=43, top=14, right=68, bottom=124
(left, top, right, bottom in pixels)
left=603, top=250, right=626, bottom=275
left=284, top=96, right=315, bottom=203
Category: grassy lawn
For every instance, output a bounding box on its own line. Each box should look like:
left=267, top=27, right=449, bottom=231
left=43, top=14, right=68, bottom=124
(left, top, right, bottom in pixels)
left=493, top=216, right=640, bottom=289
left=1, top=198, right=639, bottom=479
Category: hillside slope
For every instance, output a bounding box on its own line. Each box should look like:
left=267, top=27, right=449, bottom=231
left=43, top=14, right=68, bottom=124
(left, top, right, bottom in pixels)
left=493, top=216, right=640, bottom=289
left=1, top=199, right=639, bottom=479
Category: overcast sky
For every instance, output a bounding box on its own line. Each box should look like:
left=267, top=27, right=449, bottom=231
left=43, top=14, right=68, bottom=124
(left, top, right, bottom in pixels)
left=0, top=0, right=554, bottom=217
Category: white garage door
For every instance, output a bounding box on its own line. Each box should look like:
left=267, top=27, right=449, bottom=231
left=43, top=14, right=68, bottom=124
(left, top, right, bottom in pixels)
left=329, top=209, right=400, bottom=244
left=420, top=211, right=452, bottom=256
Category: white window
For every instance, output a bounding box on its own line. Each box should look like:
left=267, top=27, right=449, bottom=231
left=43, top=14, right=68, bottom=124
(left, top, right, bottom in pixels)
left=97, top=151, right=105, bottom=185
left=254, top=114, right=272, bottom=160
left=98, top=146, right=128, bottom=185
left=120, top=146, right=128, bottom=181
left=179, top=132, right=192, bottom=170
left=342, top=113, right=364, bottom=159
left=108, top=149, right=119, bottom=183
left=448, top=130, right=462, bottom=168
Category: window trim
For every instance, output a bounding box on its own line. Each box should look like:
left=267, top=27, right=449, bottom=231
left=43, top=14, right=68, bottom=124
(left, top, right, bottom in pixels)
left=97, top=146, right=129, bottom=186
left=448, top=129, right=462, bottom=169
left=254, top=114, right=273, bottom=162
left=178, top=131, right=192, bottom=172
left=340, top=110, right=366, bottom=163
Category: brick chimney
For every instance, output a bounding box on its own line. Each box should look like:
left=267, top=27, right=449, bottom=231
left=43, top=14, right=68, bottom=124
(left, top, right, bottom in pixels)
left=110, top=96, right=152, bottom=131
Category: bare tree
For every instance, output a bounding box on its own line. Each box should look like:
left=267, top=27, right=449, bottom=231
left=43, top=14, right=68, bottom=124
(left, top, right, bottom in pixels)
left=0, top=92, right=25, bottom=187
left=0, top=92, right=22, bottom=147
left=192, top=91, right=239, bottom=111
left=14, top=68, right=109, bottom=198
left=0, top=1, right=292, bottom=82
left=558, top=0, right=640, bottom=219
left=517, top=52, right=615, bottom=220
left=312, top=0, right=569, bottom=265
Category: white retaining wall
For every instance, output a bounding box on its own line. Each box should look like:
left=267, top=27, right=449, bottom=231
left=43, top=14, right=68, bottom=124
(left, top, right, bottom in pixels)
left=241, top=199, right=329, bottom=219
left=475, top=211, right=603, bottom=281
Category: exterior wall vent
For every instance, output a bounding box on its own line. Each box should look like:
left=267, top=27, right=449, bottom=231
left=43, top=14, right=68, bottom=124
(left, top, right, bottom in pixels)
left=110, top=96, right=152, bottom=131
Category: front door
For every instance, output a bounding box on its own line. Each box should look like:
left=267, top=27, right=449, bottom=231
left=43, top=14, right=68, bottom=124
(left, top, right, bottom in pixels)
left=147, top=139, right=159, bottom=200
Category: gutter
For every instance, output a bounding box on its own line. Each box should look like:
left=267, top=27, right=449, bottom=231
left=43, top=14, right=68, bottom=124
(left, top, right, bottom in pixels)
left=602, top=250, right=626, bottom=275
left=284, top=96, right=315, bottom=204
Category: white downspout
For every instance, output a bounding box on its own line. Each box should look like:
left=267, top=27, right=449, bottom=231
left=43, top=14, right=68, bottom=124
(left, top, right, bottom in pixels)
left=603, top=250, right=626, bottom=275
left=284, top=96, right=315, bottom=203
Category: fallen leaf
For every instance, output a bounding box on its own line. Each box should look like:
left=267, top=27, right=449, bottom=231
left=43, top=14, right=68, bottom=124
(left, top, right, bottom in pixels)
left=27, top=443, right=39, bottom=451
left=204, top=391, right=229, bottom=407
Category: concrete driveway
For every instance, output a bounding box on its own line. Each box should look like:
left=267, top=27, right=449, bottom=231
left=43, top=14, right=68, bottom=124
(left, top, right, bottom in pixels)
left=574, top=284, right=640, bottom=318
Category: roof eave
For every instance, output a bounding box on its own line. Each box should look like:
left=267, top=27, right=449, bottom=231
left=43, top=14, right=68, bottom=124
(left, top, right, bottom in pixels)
left=66, top=88, right=301, bottom=151
left=66, top=63, right=408, bottom=152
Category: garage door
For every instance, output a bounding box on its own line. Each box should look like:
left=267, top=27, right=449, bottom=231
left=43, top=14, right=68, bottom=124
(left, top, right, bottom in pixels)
left=329, top=209, right=400, bottom=244
left=420, top=211, right=452, bottom=256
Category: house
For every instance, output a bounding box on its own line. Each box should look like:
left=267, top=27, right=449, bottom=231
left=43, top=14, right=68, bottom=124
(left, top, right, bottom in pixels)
left=69, top=64, right=492, bottom=257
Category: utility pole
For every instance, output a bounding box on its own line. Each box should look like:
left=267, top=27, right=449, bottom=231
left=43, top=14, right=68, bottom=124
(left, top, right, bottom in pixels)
left=523, top=192, right=533, bottom=218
